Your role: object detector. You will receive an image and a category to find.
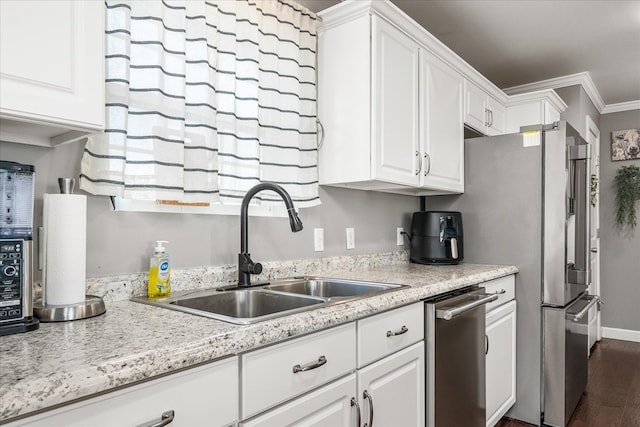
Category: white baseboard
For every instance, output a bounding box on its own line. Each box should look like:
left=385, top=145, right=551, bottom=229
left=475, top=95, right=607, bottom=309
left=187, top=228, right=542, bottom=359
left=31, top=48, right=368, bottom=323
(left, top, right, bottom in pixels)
left=601, top=327, right=640, bottom=343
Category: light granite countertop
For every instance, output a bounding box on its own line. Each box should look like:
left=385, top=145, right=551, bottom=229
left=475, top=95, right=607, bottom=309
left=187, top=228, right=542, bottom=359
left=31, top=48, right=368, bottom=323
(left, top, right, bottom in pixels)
left=0, top=262, right=517, bottom=422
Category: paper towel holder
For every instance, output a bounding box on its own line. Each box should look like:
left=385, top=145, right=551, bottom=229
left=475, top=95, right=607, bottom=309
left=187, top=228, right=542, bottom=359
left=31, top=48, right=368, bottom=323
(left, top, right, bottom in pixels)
left=34, top=295, right=106, bottom=322
left=33, top=177, right=106, bottom=322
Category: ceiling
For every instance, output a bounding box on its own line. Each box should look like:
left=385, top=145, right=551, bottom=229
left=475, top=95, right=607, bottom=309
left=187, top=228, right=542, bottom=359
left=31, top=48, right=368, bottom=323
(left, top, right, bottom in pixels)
left=299, top=0, right=640, bottom=110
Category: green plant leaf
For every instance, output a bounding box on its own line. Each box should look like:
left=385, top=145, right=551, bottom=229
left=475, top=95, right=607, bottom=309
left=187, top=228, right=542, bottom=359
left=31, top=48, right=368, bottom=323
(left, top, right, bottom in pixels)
left=614, top=165, right=640, bottom=229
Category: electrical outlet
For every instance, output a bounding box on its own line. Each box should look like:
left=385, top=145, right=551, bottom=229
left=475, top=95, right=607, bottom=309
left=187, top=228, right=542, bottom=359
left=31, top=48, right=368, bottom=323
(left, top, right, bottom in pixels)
left=346, top=227, right=355, bottom=249
left=314, top=228, right=324, bottom=252
left=397, top=227, right=404, bottom=246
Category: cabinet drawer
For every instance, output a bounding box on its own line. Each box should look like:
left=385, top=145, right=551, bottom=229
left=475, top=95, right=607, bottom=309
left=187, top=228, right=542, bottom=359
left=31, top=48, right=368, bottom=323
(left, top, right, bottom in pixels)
left=6, top=357, right=238, bottom=427
left=357, top=302, right=424, bottom=368
left=241, top=323, right=356, bottom=419
left=483, top=275, right=515, bottom=312
left=240, top=374, right=357, bottom=427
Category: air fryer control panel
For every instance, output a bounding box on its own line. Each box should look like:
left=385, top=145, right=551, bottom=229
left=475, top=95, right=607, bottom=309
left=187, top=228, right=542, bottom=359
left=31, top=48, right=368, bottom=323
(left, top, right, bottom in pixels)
left=0, top=239, right=26, bottom=322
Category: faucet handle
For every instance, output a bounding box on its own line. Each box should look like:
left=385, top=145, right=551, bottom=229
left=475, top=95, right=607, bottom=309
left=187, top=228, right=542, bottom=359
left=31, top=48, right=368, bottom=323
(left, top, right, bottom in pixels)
left=238, top=253, right=263, bottom=286
left=248, top=262, right=262, bottom=275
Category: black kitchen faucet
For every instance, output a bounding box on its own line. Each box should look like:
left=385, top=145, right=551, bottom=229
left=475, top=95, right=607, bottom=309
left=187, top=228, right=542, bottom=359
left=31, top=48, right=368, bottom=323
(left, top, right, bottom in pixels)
left=238, top=182, right=303, bottom=287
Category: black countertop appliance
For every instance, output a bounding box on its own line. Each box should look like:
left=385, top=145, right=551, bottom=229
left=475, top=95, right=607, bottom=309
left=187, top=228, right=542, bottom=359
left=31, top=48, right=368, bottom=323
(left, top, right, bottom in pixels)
left=409, top=211, right=463, bottom=265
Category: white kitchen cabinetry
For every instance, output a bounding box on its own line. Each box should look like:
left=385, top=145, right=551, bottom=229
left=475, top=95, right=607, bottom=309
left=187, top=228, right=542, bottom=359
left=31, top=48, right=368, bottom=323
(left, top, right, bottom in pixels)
left=483, top=276, right=517, bottom=427
left=318, top=4, right=465, bottom=195
left=356, top=302, right=425, bottom=427
left=240, top=374, right=357, bottom=427
left=242, top=302, right=425, bottom=427
left=465, top=79, right=506, bottom=136
left=358, top=342, right=425, bottom=427
left=241, top=323, right=357, bottom=420
left=0, top=0, right=104, bottom=147
left=419, top=50, right=465, bottom=192
left=372, top=16, right=421, bottom=187
left=505, top=90, right=567, bottom=134
left=6, top=357, right=238, bottom=427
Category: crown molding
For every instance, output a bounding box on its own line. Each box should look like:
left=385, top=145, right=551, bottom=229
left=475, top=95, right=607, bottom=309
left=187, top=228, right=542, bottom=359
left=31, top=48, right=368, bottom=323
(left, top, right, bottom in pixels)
left=601, top=100, right=640, bottom=114
left=505, top=89, right=568, bottom=112
left=503, top=72, right=606, bottom=112
left=504, top=72, right=640, bottom=114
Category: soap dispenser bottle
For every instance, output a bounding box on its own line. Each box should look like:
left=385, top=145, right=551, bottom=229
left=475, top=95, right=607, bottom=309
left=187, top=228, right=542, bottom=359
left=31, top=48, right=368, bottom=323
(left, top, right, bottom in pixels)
left=148, top=240, right=171, bottom=298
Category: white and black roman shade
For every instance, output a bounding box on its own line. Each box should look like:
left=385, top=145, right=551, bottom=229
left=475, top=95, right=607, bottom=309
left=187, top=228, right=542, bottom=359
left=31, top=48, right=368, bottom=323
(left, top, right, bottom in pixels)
left=80, top=0, right=320, bottom=208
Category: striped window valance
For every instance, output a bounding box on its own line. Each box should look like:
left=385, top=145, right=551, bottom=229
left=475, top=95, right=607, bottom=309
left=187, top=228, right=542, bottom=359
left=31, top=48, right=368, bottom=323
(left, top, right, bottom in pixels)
left=80, top=0, right=321, bottom=208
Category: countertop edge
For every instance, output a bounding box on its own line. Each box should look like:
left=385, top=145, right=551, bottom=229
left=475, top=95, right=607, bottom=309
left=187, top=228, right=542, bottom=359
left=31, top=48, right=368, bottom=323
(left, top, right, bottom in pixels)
left=0, top=264, right=517, bottom=422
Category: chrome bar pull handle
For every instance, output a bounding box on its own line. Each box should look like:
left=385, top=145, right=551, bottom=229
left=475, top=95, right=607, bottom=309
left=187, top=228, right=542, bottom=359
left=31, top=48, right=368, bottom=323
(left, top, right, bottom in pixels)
left=292, top=355, right=327, bottom=373
left=424, top=153, right=431, bottom=176
left=485, top=334, right=489, bottom=355
left=436, top=293, right=498, bottom=320
left=415, top=151, right=422, bottom=175
left=351, top=397, right=362, bottom=427
left=363, top=390, right=374, bottom=427
left=142, top=410, right=175, bottom=427
left=386, top=325, right=408, bottom=337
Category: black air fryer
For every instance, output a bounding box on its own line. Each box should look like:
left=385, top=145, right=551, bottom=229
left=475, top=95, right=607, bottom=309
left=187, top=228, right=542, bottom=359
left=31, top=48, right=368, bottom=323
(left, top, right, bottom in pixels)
left=409, top=211, right=463, bottom=265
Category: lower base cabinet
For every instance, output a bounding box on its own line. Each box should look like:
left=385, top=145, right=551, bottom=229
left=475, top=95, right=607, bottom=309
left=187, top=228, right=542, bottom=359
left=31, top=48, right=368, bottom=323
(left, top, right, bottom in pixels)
left=486, top=300, right=517, bottom=427
left=241, top=303, right=425, bottom=427
left=5, top=357, right=238, bottom=427
left=358, top=341, right=425, bottom=427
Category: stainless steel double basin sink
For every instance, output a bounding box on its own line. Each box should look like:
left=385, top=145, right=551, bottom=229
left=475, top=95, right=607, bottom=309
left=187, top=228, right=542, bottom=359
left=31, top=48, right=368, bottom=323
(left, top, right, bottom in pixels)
left=132, top=278, right=407, bottom=325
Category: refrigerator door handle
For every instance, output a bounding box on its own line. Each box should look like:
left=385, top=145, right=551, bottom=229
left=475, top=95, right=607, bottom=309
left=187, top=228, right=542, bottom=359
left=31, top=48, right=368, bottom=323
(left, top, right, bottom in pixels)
left=571, top=295, right=600, bottom=322
left=436, top=293, right=498, bottom=320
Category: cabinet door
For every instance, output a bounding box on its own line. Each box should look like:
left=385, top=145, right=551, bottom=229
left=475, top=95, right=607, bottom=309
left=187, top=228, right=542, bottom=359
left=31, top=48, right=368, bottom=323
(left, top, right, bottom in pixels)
left=486, top=95, right=506, bottom=135
left=420, top=51, right=464, bottom=192
left=357, top=342, right=425, bottom=427
left=486, top=301, right=517, bottom=427
left=464, top=79, right=488, bottom=134
left=372, top=16, right=420, bottom=186
left=0, top=0, right=104, bottom=131
left=544, top=101, right=561, bottom=124
left=240, top=374, right=357, bottom=427
left=7, top=357, right=238, bottom=427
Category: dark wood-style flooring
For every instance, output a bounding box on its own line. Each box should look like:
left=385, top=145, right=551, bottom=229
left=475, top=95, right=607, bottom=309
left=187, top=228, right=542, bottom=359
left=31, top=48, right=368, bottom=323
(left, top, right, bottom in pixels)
left=496, top=338, right=640, bottom=427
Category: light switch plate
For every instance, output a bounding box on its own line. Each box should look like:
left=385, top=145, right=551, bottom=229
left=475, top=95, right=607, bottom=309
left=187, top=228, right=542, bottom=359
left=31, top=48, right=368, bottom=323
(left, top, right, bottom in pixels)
left=346, top=227, right=355, bottom=249
left=314, top=228, right=324, bottom=252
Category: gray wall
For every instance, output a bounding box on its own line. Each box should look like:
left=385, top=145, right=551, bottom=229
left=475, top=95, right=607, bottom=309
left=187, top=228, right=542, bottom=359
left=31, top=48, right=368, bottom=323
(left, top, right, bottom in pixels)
left=1, top=140, right=418, bottom=277
left=555, top=85, right=600, bottom=139
left=598, top=110, right=640, bottom=331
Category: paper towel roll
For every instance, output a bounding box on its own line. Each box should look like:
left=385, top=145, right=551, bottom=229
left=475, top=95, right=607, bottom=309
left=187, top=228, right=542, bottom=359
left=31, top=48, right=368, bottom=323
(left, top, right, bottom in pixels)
left=43, top=193, right=87, bottom=305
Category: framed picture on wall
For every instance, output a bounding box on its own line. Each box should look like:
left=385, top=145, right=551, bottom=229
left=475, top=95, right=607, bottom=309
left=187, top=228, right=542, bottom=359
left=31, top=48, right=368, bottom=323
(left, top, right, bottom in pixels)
left=611, top=129, right=640, bottom=161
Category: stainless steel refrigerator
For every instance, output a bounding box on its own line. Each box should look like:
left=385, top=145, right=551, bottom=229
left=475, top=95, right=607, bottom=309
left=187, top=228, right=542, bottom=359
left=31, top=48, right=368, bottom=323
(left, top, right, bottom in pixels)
left=428, top=120, right=600, bottom=426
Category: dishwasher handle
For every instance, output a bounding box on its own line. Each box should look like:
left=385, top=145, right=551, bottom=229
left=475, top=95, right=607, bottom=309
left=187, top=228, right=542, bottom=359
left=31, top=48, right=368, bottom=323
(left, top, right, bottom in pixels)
left=435, top=293, right=498, bottom=321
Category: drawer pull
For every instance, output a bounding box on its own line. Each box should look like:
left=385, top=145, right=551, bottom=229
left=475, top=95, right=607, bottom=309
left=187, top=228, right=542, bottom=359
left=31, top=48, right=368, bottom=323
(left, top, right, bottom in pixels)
left=386, top=325, right=408, bottom=337
left=142, top=410, right=175, bottom=427
left=292, top=355, right=327, bottom=373
left=494, top=289, right=506, bottom=295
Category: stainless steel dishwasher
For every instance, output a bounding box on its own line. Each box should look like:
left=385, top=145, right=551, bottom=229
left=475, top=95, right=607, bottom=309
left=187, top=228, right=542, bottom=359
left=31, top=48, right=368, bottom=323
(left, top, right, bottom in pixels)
left=425, top=287, right=498, bottom=427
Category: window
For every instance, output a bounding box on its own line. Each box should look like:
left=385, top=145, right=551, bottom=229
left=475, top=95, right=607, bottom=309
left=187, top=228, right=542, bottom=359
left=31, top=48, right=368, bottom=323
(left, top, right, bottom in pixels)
left=81, top=0, right=321, bottom=215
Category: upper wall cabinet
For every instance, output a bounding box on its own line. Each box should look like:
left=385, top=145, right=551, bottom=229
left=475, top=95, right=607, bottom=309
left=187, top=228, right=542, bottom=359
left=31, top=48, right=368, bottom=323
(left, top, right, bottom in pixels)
left=318, top=2, right=465, bottom=195
left=505, top=90, right=567, bottom=134
left=465, top=79, right=506, bottom=136
left=0, top=1, right=104, bottom=147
